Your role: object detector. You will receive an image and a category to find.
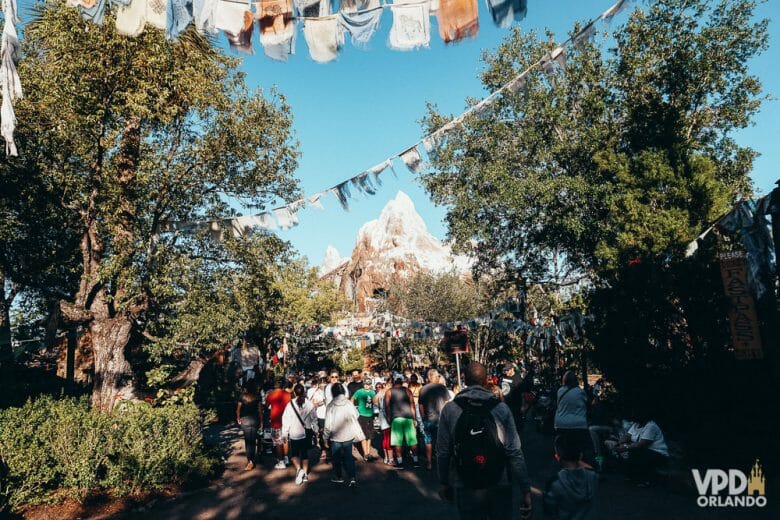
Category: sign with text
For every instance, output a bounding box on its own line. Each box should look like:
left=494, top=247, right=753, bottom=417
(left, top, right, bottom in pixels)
left=442, top=329, right=469, bottom=355
left=719, top=252, right=763, bottom=360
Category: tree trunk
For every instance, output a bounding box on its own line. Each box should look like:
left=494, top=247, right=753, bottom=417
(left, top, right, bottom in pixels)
left=0, top=271, right=18, bottom=364
left=90, top=315, right=135, bottom=412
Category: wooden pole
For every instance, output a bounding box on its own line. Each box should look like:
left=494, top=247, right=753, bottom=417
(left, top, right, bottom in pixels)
left=456, top=352, right=463, bottom=388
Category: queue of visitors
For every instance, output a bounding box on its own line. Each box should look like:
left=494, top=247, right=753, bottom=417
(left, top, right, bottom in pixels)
left=233, top=358, right=671, bottom=519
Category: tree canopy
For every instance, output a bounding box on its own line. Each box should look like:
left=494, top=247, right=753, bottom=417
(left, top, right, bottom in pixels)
left=421, top=0, right=768, bottom=285
left=2, top=4, right=300, bottom=409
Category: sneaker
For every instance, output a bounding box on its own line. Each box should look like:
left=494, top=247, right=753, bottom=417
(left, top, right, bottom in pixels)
left=274, top=461, right=287, bottom=470
left=348, top=479, right=356, bottom=488
left=302, top=472, right=308, bottom=483
left=412, top=456, right=420, bottom=468
left=295, top=469, right=305, bottom=485
left=331, top=477, right=345, bottom=484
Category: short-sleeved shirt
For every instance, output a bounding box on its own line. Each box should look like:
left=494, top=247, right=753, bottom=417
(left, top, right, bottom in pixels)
left=418, top=383, right=450, bottom=423
left=637, top=420, right=669, bottom=457
left=266, top=389, right=291, bottom=429
left=352, top=388, right=376, bottom=417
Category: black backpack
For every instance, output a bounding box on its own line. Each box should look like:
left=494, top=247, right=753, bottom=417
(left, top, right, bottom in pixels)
left=453, top=396, right=505, bottom=489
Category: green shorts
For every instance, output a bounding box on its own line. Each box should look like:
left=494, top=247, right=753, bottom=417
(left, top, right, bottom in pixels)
left=390, top=417, right=417, bottom=447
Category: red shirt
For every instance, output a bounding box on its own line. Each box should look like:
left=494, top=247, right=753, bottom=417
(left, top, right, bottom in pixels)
left=266, top=389, right=291, bottom=429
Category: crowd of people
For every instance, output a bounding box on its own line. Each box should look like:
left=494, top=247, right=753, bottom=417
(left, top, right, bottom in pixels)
left=233, top=359, right=670, bottom=519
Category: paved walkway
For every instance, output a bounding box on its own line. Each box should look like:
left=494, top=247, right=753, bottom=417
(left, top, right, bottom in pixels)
left=131, top=423, right=777, bottom=520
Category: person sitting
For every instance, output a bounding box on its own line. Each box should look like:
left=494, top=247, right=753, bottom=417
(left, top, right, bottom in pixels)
left=614, top=411, right=670, bottom=486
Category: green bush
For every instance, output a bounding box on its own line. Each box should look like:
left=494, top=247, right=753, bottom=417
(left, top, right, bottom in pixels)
left=105, top=401, right=214, bottom=494
left=0, top=396, right=217, bottom=512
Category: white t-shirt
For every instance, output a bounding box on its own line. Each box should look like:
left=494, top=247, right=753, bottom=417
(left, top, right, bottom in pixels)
left=633, top=420, right=669, bottom=457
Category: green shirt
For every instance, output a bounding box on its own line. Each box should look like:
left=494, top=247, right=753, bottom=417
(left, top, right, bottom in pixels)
left=352, top=388, right=376, bottom=417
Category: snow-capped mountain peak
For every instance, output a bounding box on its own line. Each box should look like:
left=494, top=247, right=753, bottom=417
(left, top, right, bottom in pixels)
left=320, top=245, right=346, bottom=275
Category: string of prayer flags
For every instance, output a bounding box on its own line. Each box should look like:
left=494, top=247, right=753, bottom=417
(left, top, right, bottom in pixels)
left=155, top=0, right=634, bottom=237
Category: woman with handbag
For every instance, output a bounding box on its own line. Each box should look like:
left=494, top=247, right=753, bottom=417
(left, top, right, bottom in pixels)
left=281, top=383, right=318, bottom=485
left=323, top=382, right=362, bottom=487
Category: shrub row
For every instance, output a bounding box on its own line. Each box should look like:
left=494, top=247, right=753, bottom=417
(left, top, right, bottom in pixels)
left=0, top=396, right=217, bottom=511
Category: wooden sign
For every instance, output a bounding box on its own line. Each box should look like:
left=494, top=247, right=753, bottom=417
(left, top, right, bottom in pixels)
left=719, top=252, right=763, bottom=360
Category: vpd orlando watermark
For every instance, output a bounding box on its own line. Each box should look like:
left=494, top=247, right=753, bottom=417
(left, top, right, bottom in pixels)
left=692, top=459, right=766, bottom=508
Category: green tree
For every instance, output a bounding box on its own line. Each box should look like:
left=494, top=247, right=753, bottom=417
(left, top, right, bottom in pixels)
left=421, top=0, right=768, bottom=284
left=7, top=5, right=299, bottom=411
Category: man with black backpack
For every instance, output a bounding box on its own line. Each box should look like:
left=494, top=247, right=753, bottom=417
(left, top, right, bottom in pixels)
left=437, top=362, right=533, bottom=519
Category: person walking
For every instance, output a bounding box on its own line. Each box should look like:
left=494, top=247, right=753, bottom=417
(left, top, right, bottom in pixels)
left=308, top=376, right=328, bottom=458
left=347, top=370, right=363, bottom=398
left=418, top=368, right=451, bottom=470
left=282, top=383, right=318, bottom=485
left=323, top=382, right=360, bottom=487
left=236, top=386, right=263, bottom=471
left=374, top=381, right=393, bottom=465
left=352, top=377, right=376, bottom=461
left=385, top=375, right=419, bottom=468
left=266, top=379, right=293, bottom=469
left=437, top=362, right=533, bottom=520
left=554, top=370, right=594, bottom=467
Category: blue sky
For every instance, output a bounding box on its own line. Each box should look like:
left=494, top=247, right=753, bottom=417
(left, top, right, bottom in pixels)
left=226, top=0, right=779, bottom=268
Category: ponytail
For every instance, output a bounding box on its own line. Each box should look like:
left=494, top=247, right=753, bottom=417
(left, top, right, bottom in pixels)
left=294, top=383, right=306, bottom=407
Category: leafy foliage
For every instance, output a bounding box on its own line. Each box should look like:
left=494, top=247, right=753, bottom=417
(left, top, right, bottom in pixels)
left=2, top=4, right=301, bottom=405
left=421, top=0, right=768, bottom=282
left=0, top=396, right=216, bottom=511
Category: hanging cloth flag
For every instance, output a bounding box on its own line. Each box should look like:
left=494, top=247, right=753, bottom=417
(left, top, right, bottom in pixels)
left=400, top=146, right=422, bottom=173
left=332, top=181, right=352, bottom=210
left=296, top=0, right=330, bottom=17
left=230, top=213, right=277, bottom=236
left=366, top=158, right=390, bottom=186
left=258, top=0, right=297, bottom=62
left=78, top=0, right=108, bottom=25
left=1, top=0, right=21, bottom=156
left=167, top=0, right=193, bottom=39
left=215, top=0, right=247, bottom=34
left=193, top=0, right=219, bottom=33
left=273, top=206, right=299, bottom=230
left=388, top=0, right=430, bottom=51
left=303, top=16, right=343, bottom=63
left=541, top=46, right=566, bottom=77
left=602, top=0, right=630, bottom=22
left=339, top=0, right=376, bottom=13
left=485, top=0, right=526, bottom=29
left=573, top=20, right=597, bottom=48
left=339, top=5, right=382, bottom=48
left=308, top=193, right=325, bottom=210
left=145, top=0, right=167, bottom=29
left=116, top=0, right=147, bottom=36
left=436, top=0, right=478, bottom=44
left=226, top=11, right=255, bottom=53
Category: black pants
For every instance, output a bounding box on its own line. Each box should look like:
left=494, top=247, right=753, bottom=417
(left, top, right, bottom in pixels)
left=241, top=418, right=259, bottom=463
left=555, top=428, right=596, bottom=467
left=625, top=447, right=668, bottom=482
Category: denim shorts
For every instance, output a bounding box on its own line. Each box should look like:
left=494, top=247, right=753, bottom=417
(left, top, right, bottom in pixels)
left=422, top=420, right=438, bottom=445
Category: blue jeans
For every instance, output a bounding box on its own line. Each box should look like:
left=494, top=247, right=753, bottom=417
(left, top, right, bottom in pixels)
left=331, top=440, right=356, bottom=480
